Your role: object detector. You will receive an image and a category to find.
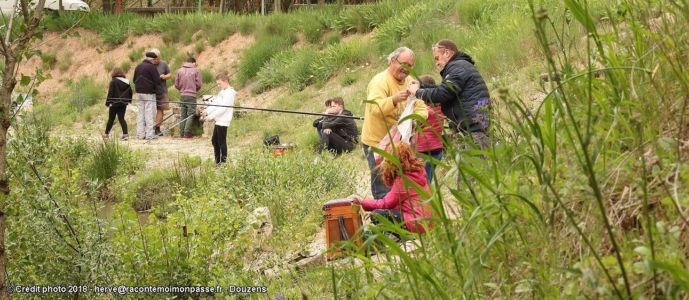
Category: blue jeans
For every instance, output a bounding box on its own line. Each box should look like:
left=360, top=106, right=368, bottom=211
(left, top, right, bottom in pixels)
left=362, top=144, right=390, bottom=199
left=421, top=149, right=443, bottom=184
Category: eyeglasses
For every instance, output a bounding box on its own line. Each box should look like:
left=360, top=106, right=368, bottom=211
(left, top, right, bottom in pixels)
left=432, top=43, right=447, bottom=50
left=395, top=57, right=414, bottom=69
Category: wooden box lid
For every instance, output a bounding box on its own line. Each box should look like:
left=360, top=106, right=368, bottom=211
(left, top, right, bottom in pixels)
left=323, top=197, right=354, bottom=210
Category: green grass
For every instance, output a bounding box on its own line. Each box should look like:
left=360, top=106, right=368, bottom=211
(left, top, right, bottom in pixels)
left=120, top=61, right=131, bottom=73
left=128, top=47, right=144, bottom=62
left=200, top=68, right=214, bottom=84
left=104, top=59, right=115, bottom=72
left=254, top=38, right=371, bottom=92
left=39, top=52, right=57, bottom=69
left=236, top=34, right=296, bottom=86
left=15, top=1, right=689, bottom=298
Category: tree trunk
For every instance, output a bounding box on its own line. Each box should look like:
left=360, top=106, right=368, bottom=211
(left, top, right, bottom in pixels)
left=0, top=58, right=17, bottom=300
left=103, top=0, right=112, bottom=13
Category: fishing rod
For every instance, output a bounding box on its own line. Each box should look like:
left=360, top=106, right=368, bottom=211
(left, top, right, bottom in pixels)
left=145, top=114, right=196, bottom=144
left=123, top=74, right=364, bottom=119
left=105, top=96, right=365, bottom=120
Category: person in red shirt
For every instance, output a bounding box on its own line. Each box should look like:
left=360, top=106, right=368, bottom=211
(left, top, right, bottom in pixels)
left=353, top=142, right=433, bottom=234
left=415, top=75, right=445, bottom=183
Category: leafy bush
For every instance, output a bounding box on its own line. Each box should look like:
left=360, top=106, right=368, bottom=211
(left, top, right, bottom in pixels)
left=56, top=53, right=73, bottom=72
left=101, top=22, right=129, bottom=44
left=373, top=1, right=453, bottom=52
left=236, top=34, right=296, bottom=86
left=310, top=39, right=370, bottom=85
left=238, top=15, right=258, bottom=35
left=104, top=59, right=115, bottom=72
left=129, top=169, right=175, bottom=213
left=194, top=40, right=205, bottom=54
left=67, top=76, right=103, bottom=112
left=255, top=39, right=369, bottom=92
left=208, top=22, right=237, bottom=46
left=40, top=52, right=57, bottom=69
left=200, top=68, right=214, bottom=84
left=87, top=141, right=138, bottom=184
left=120, top=61, right=131, bottom=73
left=128, top=47, right=145, bottom=62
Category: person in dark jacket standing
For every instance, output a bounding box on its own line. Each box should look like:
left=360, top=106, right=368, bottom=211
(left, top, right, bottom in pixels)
left=319, top=97, right=358, bottom=155
left=408, top=39, right=491, bottom=149
left=104, top=67, right=133, bottom=140
left=133, top=51, right=162, bottom=140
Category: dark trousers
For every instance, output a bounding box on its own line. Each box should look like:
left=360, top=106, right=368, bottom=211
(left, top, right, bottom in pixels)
left=363, top=145, right=390, bottom=199
left=371, top=209, right=403, bottom=225
left=105, top=105, right=128, bottom=135
left=320, top=132, right=355, bottom=155
left=179, top=96, right=197, bottom=135
left=370, top=209, right=406, bottom=236
left=212, top=125, right=228, bottom=164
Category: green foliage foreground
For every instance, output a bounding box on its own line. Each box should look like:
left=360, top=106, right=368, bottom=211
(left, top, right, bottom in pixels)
left=5, top=0, right=689, bottom=299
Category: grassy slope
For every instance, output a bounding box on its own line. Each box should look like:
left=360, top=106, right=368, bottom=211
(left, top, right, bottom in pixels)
left=7, top=0, right=689, bottom=299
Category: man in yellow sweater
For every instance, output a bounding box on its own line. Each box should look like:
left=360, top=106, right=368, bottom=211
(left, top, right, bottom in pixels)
left=361, top=46, right=428, bottom=199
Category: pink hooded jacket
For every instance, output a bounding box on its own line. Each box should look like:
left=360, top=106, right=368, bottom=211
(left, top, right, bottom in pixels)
left=174, top=62, right=202, bottom=97
left=360, top=168, right=433, bottom=233
left=416, top=104, right=445, bottom=153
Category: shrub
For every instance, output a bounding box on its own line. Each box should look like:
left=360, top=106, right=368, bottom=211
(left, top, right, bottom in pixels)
left=323, top=30, right=341, bottom=46
left=120, top=61, right=131, bottom=73
left=87, top=141, right=125, bottom=184
left=208, top=22, right=238, bottom=46
left=67, top=76, right=103, bottom=112
left=236, top=34, right=295, bottom=86
left=310, top=39, right=370, bottom=85
left=104, top=60, right=115, bottom=72
left=101, top=22, right=129, bottom=45
left=128, top=47, right=145, bottom=62
left=255, top=39, right=369, bottom=92
left=373, top=1, right=453, bottom=52
left=238, top=15, right=258, bottom=35
left=340, top=72, right=357, bottom=86
left=56, top=53, right=73, bottom=72
left=40, top=52, right=57, bottom=69
left=194, top=40, right=205, bottom=54
left=200, top=68, right=214, bottom=84
left=130, top=169, right=176, bottom=213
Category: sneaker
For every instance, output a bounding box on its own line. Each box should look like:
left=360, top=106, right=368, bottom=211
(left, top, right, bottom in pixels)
left=120, top=134, right=129, bottom=141
left=102, top=133, right=109, bottom=140
left=154, top=126, right=162, bottom=136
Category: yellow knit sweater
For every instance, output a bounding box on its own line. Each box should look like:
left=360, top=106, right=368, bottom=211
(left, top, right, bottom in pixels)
left=361, top=70, right=428, bottom=147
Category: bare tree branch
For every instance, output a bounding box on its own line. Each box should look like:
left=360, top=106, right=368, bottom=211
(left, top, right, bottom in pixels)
left=20, top=0, right=30, bottom=24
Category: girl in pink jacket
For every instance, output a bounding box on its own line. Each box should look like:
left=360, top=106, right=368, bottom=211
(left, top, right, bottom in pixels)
left=415, top=75, right=445, bottom=183
left=353, top=142, right=433, bottom=234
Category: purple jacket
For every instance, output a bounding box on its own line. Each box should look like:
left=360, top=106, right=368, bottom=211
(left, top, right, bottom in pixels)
left=174, top=62, right=202, bottom=97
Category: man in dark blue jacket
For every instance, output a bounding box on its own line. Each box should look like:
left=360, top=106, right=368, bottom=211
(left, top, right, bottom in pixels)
left=409, top=39, right=491, bottom=149
left=133, top=51, right=162, bottom=140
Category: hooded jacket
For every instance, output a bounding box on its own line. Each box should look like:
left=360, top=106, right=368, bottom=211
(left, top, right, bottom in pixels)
left=205, top=87, right=236, bottom=127
left=360, top=168, right=433, bottom=233
left=416, top=104, right=444, bottom=153
left=415, top=52, right=490, bottom=133
left=106, top=76, right=133, bottom=108
left=133, top=59, right=162, bottom=95
left=174, top=62, right=202, bottom=97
